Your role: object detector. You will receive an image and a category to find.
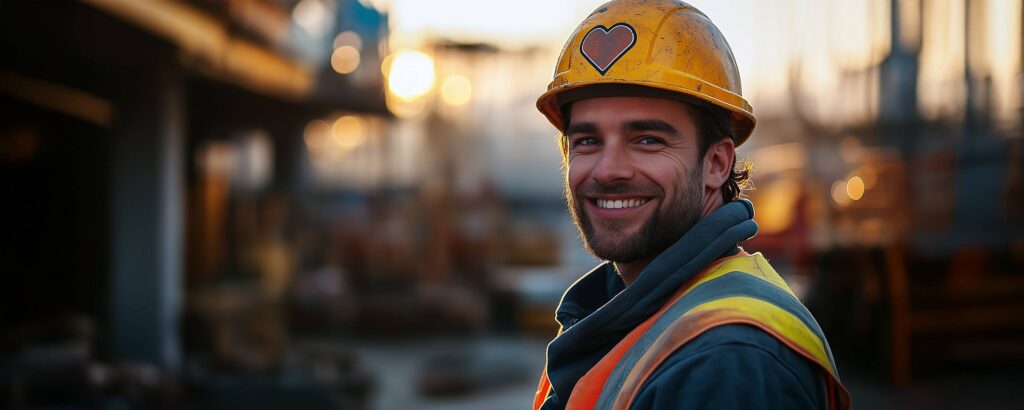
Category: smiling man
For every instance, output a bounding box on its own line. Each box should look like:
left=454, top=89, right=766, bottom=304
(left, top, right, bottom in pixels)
left=531, top=1, right=850, bottom=409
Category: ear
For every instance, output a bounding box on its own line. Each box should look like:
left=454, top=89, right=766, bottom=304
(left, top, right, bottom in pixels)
left=703, top=138, right=735, bottom=193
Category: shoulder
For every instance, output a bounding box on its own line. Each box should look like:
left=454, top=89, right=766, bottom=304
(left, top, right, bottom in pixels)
left=631, top=324, right=827, bottom=409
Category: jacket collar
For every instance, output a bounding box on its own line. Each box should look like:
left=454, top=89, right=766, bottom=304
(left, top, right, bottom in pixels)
left=545, top=199, right=758, bottom=406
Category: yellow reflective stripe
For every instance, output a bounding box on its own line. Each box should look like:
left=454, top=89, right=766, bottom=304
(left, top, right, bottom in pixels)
left=689, top=253, right=798, bottom=299
left=688, top=256, right=753, bottom=291
left=687, top=296, right=838, bottom=380
left=752, top=254, right=795, bottom=294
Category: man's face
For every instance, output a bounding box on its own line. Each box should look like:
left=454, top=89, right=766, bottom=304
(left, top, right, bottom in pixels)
left=565, top=96, right=705, bottom=263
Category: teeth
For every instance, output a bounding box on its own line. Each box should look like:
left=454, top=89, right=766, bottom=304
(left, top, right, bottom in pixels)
left=597, top=198, right=648, bottom=209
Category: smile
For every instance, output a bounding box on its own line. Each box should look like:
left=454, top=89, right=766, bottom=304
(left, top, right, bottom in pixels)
left=595, top=198, right=648, bottom=209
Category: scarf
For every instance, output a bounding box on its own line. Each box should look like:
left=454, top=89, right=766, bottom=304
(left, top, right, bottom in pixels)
left=544, top=199, right=759, bottom=407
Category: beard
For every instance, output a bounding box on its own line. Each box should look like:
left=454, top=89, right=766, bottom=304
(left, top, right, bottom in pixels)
left=566, top=173, right=704, bottom=264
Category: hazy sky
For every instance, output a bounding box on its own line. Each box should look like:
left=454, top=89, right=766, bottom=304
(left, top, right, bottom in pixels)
left=382, top=0, right=793, bottom=109
left=378, top=0, right=1021, bottom=122
left=384, top=0, right=755, bottom=50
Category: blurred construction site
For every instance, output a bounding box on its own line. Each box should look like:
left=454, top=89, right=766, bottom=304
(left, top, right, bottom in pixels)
left=0, top=0, right=1021, bottom=409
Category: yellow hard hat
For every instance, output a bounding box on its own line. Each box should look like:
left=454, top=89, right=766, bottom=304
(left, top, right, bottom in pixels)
left=536, top=0, right=755, bottom=146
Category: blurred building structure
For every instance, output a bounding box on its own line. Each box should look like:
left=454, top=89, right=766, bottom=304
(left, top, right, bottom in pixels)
left=1, top=0, right=387, bottom=407
left=1, top=0, right=1022, bottom=408
left=739, top=0, right=1024, bottom=387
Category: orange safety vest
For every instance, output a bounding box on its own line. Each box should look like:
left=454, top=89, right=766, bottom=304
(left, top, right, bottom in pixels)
left=532, top=252, right=851, bottom=410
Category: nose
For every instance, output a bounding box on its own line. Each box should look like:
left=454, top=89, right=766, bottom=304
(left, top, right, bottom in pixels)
left=590, top=144, right=634, bottom=184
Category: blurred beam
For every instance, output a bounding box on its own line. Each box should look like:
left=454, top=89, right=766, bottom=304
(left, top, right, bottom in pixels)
left=109, top=61, right=185, bottom=369
left=0, top=70, right=114, bottom=127
left=84, top=0, right=313, bottom=101
left=222, top=0, right=291, bottom=48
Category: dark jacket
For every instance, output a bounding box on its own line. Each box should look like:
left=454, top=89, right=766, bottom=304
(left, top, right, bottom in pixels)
left=539, top=200, right=830, bottom=409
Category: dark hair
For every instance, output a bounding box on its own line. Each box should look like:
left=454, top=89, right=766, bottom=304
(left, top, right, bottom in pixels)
left=558, top=101, right=752, bottom=203
left=688, top=104, right=752, bottom=202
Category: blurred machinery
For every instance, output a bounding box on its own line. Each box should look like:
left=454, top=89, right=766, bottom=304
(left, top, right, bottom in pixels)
left=0, top=0, right=387, bottom=407
left=745, top=0, right=1024, bottom=386
left=4, top=1, right=1020, bottom=407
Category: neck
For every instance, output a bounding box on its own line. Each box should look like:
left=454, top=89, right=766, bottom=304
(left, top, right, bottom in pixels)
left=616, top=190, right=727, bottom=287
left=702, top=188, right=724, bottom=218
left=614, top=258, right=651, bottom=286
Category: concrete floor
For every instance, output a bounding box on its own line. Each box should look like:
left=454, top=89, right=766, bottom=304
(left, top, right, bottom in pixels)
left=345, top=336, right=547, bottom=410
left=343, top=336, right=1024, bottom=410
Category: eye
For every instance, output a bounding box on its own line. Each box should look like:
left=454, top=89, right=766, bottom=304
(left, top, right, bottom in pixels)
left=637, top=136, right=664, bottom=145
left=571, top=137, right=599, bottom=148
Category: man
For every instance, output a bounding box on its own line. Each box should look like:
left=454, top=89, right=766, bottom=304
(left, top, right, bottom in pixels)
left=531, top=1, right=851, bottom=409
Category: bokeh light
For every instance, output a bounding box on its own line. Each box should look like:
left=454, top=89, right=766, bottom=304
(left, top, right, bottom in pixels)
left=846, top=175, right=865, bottom=201
left=292, top=0, right=331, bottom=38
left=755, top=178, right=800, bottom=234
left=331, top=46, right=361, bottom=75
left=440, top=74, right=472, bottom=106
left=303, top=119, right=330, bottom=151
left=385, top=49, right=435, bottom=102
left=831, top=179, right=851, bottom=206
left=333, top=31, right=363, bottom=51
left=332, top=115, right=366, bottom=149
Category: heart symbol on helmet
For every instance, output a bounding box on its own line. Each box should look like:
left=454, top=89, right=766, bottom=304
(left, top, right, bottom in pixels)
left=580, top=23, right=637, bottom=75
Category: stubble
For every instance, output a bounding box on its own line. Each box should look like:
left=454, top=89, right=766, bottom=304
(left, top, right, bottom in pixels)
left=566, top=172, right=704, bottom=264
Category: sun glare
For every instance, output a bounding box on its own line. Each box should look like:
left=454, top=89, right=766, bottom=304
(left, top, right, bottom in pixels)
left=385, top=49, right=436, bottom=102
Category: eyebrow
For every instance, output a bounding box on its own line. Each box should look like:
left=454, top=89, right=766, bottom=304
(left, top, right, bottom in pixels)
left=624, top=119, right=678, bottom=136
left=565, top=122, right=598, bottom=135
left=564, top=119, right=679, bottom=136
